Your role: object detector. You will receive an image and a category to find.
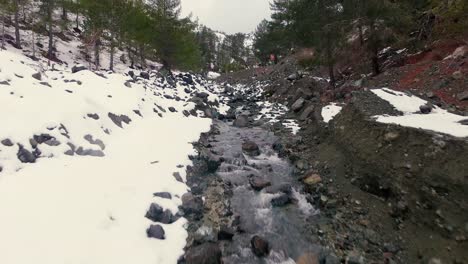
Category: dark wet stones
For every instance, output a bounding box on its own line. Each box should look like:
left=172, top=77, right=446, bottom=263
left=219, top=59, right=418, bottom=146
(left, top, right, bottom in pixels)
left=291, top=98, right=305, bottom=112
left=1, top=138, right=14, bottom=147
left=84, top=134, right=105, bottom=150
left=108, top=113, right=131, bottom=128
left=264, top=183, right=292, bottom=194
left=233, top=115, right=249, bottom=127
left=217, top=226, right=235, bottom=241
left=251, top=235, right=270, bottom=257
left=242, top=140, right=260, bottom=156
left=145, top=203, right=177, bottom=224
left=146, top=224, right=165, bottom=240
left=168, top=107, right=177, bottom=113
left=249, top=177, right=271, bottom=191
left=17, top=145, right=36, bottom=163
left=271, top=194, right=291, bottom=207
left=140, top=71, right=150, bottom=80
left=153, top=192, right=172, bottom=199
left=71, top=65, right=87, bottom=73
left=419, top=104, right=432, bottom=114
left=33, top=134, right=54, bottom=144
left=181, top=193, right=204, bottom=219
left=185, top=243, right=222, bottom=264
left=458, top=91, right=468, bottom=101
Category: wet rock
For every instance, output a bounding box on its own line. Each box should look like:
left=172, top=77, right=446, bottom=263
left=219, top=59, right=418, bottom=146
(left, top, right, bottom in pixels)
left=124, top=81, right=132, bottom=88
left=295, top=159, right=309, bottom=171
left=300, top=105, right=315, bottom=121
left=181, top=193, right=203, bottom=219
left=72, top=65, right=87, bottom=73
left=17, top=145, right=36, bottom=163
left=146, top=224, right=165, bottom=239
left=233, top=115, right=249, bottom=127
left=249, top=177, right=271, bottom=191
left=145, top=203, right=177, bottom=224
left=459, top=119, right=468, bottom=125
left=84, top=135, right=105, bottom=150
left=32, top=72, right=42, bottom=81
left=291, top=98, right=305, bottom=112
left=140, top=71, right=150, bottom=79
left=185, top=243, right=222, bottom=264
left=264, top=183, right=292, bottom=194
left=271, top=194, right=291, bottom=207
left=0, top=80, right=10, bottom=85
left=242, top=140, right=260, bottom=156
left=457, top=91, right=468, bottom=101
left=296, top=252, right=319, bottom=264
left=168, top=107, right=177, bottom=113
left=217, top=226, right=235, bottom=241
left=303, top=172, right=322, bottom=186
left=1, top=138, right=14, bottom=147
left=251, top=235, right=270, bottom=257
left=419, top=104, right=432, bottom=114
left=153, top=192, right=172, bottom=199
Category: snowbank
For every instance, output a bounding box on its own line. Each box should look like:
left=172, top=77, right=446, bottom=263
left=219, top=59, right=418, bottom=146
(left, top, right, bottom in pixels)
left=321, top=103, right=343, bottom=123
left=0, top=48, right=217, bottom=264
left=372, top=88, right=468, bottom=138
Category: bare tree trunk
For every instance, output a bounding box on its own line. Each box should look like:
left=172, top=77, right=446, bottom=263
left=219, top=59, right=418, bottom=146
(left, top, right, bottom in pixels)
left=1, top=11, right=5, bottom=50
left=14, top=0, right=21, bottom=48
left=32, top=30, right=36, bottom=58
left=326, top=33, right=335, bottom=88
left=94, top=38, right=101, bottom=70
left=127, top=46, right=134, bottom=68
left=109, top=41, right=115, bottom=71
left=139, top=44, right=145, bottom=67
left=358, top=21, right=364, bottom=46
left=75, top=13, right=79, bottom=29
left=369, top=20, right=380, bottom=76
left=47, top=3, right=54, bottom=59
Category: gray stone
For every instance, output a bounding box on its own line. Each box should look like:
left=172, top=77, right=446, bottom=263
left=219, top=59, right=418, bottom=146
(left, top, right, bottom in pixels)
left=145, top=203, right=177, bottom=224
left=299, top=105, right=315, bottom=121
left=233, top=115, right=249, bottom=127
left=140, top=71, right=150, bottom=79
left=153, top=192, right=172, bottom=199
left=420, top=104, right=432, bottom=114
left=17, top=145, right=36, bottom=163
left=242, top=140, right=260, bottom=156
left=1, top=138, right=14, bottom=147
left=181, top=193, right=203, bottom=219
left=146, top=224, right=165, bottom=239
left=249, top=177, right=271, bottom=191
left=291, top=98, right=305, bottom=112
left=271, top=194, right=291, bottom=207
left=32, top=72, right=42, bottom=81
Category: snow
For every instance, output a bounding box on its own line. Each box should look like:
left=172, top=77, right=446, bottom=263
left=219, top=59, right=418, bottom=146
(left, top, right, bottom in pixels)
left=321, top=103, right=343, bottom=123
left=372, top=88, right=468, bottom=138
left=207, top=71, right=221, bottom=79
left=0, top=38, right=216, bottom=262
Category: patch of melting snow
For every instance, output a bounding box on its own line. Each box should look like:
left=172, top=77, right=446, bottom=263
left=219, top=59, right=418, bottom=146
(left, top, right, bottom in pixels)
left=372, top=88, right=468, bottom=138
left=321, top=103, right=343, bottom=123
left=256, top=101, right=301, bottom=134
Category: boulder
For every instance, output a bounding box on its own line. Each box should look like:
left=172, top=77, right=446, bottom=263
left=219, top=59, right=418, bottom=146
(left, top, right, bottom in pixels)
left=251, top=235, right=270, bottom=257
left=249, top=177, right=271, bottom=191
left=146, top=224, right=165, bottom=240
left=233, top=115, right=249, bottom=127
left=271, top=194, right=291, bottom=207
left=419, top=104, right=432, bottom=114
left=242, top=140, right=260, bottom=156
left=291, top=98, right=305, bottom=112
left=303, top=172, right=322, bottom=186
left=185, top=243, right=222, bottom=264
left=145, top=203, right=177, bottom=224
left=300, top=105, right=315, bottom=121
left=217, top=226, right=235, bottom=241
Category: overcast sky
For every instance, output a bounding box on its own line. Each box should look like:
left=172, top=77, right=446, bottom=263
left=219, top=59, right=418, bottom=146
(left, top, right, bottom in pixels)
left=180, top=0, right=272, bottom=34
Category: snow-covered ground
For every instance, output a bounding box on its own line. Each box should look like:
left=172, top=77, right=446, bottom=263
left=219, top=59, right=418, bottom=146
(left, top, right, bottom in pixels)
left=0, top=20, right=225, bottom=263
left=372, top=88, right=468, bottom=138
left=321, top=103, right=343, bottom=123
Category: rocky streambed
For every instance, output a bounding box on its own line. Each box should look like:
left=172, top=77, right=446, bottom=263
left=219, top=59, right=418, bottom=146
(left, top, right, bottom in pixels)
left=177, top=84, right=339, bottom=264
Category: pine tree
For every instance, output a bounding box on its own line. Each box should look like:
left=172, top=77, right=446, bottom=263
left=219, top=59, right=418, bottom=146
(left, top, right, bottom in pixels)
left=39, top=0, right=56, bottom=59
